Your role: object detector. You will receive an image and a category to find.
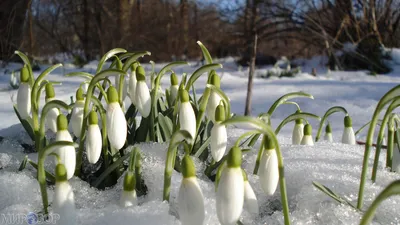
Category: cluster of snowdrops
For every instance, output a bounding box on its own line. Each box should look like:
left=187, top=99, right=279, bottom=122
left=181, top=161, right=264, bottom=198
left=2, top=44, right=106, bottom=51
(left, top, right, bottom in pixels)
left=12, top=42, right=400, bottom=225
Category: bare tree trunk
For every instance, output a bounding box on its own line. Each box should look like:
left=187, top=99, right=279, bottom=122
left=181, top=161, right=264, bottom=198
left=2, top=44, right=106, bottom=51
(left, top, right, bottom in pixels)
left=369, top=0, right=382, bottom=43
left=180, top=0, right=188, bottom=59
left=245, top=33, right=257, bottom=116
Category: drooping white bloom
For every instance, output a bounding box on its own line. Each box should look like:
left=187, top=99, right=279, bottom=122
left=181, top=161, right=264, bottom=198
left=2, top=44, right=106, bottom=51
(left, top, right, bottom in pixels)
left=300, top=124, right=314, bottom=146
left=178, top=155, right=205, bottom=225
left=86, top=111, right=102, bottom=164
left=324, top=123, right=333, bottom=142
left=216, top=147, right=244, bottom=225
left=210, top=104, right=227, bottom=162
left=119, top=172, right=137, bottom=207
left=342, top=116, right=356, bottom=145
left=258, top=138, right=279, bottom=196
left=242, top=170, right=258, bottom=214
left=45, top=97, right=59, bottom=133
left=292, top=119, right=304, bottom=145
left=169, top=73, right=179, bottom=104
left=55, top=115, right=76, bottom=180
left=179, top=89, right=196, bottom=141
left=106, top=86, right=127, bottom=151
left=206, top=72, right=222, bottom=123
left=70, top=100, right=84, bottom=137
left=135, top=66, right=151, bottom=118
left=53, top=164, right=76, bottom=225
left=17, top=83, right=31, bottom=119
left=128, top=70, right=137, bottom=105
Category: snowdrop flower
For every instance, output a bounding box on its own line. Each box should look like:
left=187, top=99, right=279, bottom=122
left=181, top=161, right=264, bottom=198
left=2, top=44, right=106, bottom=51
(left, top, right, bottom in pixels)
left=81, top=82, right=89, bottom=93
left=106, top=86, right=127, bottom=151
left=178, top=155, right=205, bottom=225
left=210, top=104, right=227, bottom=162
left=119, top=171, right=137, bottom=207
left=53, top=163, right=76, bottom=225
left=342, top=116, right=356, bottom=145
left=292, top=118, right=304, bottom=145
left=128, top=64, right=138, bottom=105
left=324, top=123, right=333, bottom=142
left=242, top=169, right=258, bottom=214
left=55, top=114, right=76, bottom=180
left=70, top=88, right=84, bottom=137
left=300, top=124, right=314, bottom=146
left=169, top=73, right=179, bottom=104
left=45, top=83, right=60, bottom=133
left=86, top=111, right=102, bottom=164
left=206, top=72, right=222, bottom=123
left=392, top=132, right=400, bottom=172
left=179, top=89, right=196, bottom=142
left=16, top=66, right=31, bottom=119
left=216, top=147, right=244, bottom=225
left=258, top=136, right=279, bottom=196
left=135, top=66, right=151, bottom=118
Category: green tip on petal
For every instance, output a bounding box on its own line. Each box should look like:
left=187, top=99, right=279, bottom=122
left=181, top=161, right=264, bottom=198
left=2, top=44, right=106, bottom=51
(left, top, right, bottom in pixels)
left=131, top=63, right=138, bottom=72
left=170, top=73, right=178, bottom=86
left=304, top=124, right=312, bottom=136
left=215, top=104, right=225, bottom=122
left=20, top=65, right=30, bottom=83
left=209, top=72, right=220, bottom=88
left=116, top=59, right=123, bottom=70
left=181, top=154, right=196, bottom=178
left=89, top=111, right=98, bottom=125
left=45, top=83, right=55, bottom=99
left=325, top=123, right=332, bottom=133
left=57, top=114, right=68, bottom=131
left=263, top=135, right=275, bottom=150
left=136, top=66, right=146, bottom=81
left=107, top=86, right=119, bottom=103
left=76, top=87, right=84, bottom=101
left=123, top=172, right=136, bottom=192
left=227, top=147, right=242, bottom=168
left=295, top=118, right=303, bottom=125
left=55, top=163, right=68, bottom=182
left=344, top=115, right=352, bottom=128
left=241, top=169, right=248, bottom=181
left=179, top=89, right=189, bottom=103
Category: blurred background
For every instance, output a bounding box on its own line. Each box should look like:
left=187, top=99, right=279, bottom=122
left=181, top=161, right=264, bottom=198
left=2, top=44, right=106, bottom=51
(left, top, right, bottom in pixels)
left=1, top=0, right=400, bottom=72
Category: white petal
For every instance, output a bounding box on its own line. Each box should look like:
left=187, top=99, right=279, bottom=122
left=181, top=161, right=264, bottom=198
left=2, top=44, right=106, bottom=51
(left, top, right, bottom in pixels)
left=86, top=125, right=102, bottom=164
left=259, top=149, right=279, bottom=196
left=392, top=146, right=400, bottom=173
left=46, top=107, right=59, bottom=133
left=206, top=91, right=221, bottom=122
left=179, top=102, right=196, bottom=141
left=210, top=123, right=227, bottom=162
left=119, top=190, right=137, bottom=207
left=342, top=127, right=356, bottom=145
left=128, top=71, right=137, bottom=105
left=17, top=83, right=31, bottom=119
left=55, top=131, right=76, bottom=180
left=170, top=85, right=179, bottom=104
left=301, top=135, right=314, bottom=146
left=324, top=133, right=333, bottom=142
left=216, top=167, right=244, bottom=225
left=53, top=181, right=76, bottom=225
left=135, top=81, right=151, bottom=118
left=244, top=181, right=258, bottom=214
left=82, top=83, right=89, bottom=93
left=106, top=102, right=127, bottom=150
left=178, top=177, right=205, bottom=225
left=292, top=124, right=304, bottom=145
left=70, top=101, right=84, bottom=137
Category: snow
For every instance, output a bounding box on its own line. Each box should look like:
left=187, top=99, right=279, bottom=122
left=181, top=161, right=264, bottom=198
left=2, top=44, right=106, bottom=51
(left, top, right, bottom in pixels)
left=0, top=52, right=400, bottom=225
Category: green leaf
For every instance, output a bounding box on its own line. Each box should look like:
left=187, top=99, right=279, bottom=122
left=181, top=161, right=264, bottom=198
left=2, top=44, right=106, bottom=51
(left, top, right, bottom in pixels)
left=136, top=117, right=150, bottom=143
left=315, top=106, right=348, bottom=142
left=65, top=72, right=93, bottom=80
left=96, top=48, right=127, bottom=73
left=18, top=155, right=29, bottom=171
left=122, top=51, right=151, bottom=72
left=185, top=63, right=223, bottom=92
left=197, top=41, right=213, bottom=64
left=13, top=105, right=35, bottom=142
left=267, top=92, right=314, bottom=116
left=27, top=160, right=56, bottom=183
left=158, top=113, right=172, bottom=141
left=93, top=153, right=130, bottom=188
left=193, top=136, right=211, bottom=158
left=312, top=181, right=359, bottom=210
left=275, top=112, right=321, bottom=134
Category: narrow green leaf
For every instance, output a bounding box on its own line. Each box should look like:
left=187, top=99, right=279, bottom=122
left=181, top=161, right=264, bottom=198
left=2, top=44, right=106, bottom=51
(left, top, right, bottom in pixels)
left=267, top=92, right=314, bottom=116
left=185, top=63, right=223, bottom=92
left=158, top=113, right=172, bottom=141
left=122, top=51, right=151, bottom=72
left=13, top=105, right=35, bottom=142
left=197, top=41, right=213, bottom=64
left=96, top=48, right=127, bottom=73
left=93, top=154, right=130, bottom=188
left=18, top=155, right=29, bottom=171
left=315, top=106, right=348, bottom=142
left=276, top=112, right=320, bottom=134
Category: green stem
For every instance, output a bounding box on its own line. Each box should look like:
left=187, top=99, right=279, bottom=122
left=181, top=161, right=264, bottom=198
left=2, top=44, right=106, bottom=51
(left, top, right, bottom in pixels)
left=275, top=112, right=320, bottom=134
left=315, top=106, right=348, bottom=142
left=359, top=180, right=400, bottom=225
left=253, top=135, right=265, bottom=175
left=37, top=157, right=48, bottom=215
left=386, top=127, right=394, bottom=169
